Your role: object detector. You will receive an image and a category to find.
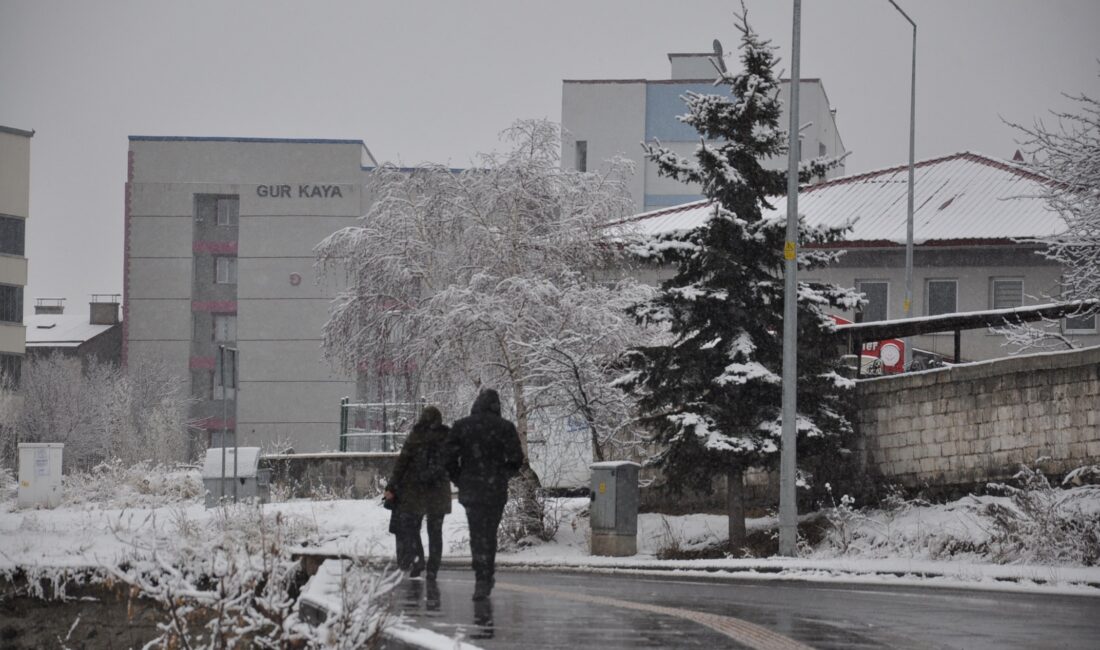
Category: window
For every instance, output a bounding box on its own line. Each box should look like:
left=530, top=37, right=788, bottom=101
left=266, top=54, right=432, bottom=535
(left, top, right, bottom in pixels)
left=0, top=284, right=22, bottom=323
left=0, top=353, right=20, bottom=387
left=818, top=142, right=827, bottom=158
left=990, top=278, right=1024, bottom=310
left=216, top=198, right=239, bottom=226
left=212, top=370, right=236, bottom=400
left=215, top=257, right=237, bottom=284
left=856, top=280, right=889, bottom=322
left=0, top=216, right=25, bottom=256
left=575, top=141, right=587, bottom=173
left=213, top=314, right=237, bottom=342
left=926, top=279, right=957, bottom=316
left=1065, top=312, right=1097, bottom=333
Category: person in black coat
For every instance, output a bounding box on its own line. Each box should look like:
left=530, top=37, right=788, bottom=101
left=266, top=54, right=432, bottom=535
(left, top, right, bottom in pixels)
left=385, top=406, right=452, bottom=580
left=445, top=388, right=524, bottom=600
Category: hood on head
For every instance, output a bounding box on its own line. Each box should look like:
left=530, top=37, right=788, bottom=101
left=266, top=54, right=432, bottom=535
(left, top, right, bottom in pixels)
left=470, top=389, right=501, bottom=416
left=417, top=405, right=443, bottom=428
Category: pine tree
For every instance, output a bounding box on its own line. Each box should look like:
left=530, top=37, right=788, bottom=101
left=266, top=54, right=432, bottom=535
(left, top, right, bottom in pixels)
left=619, top=10, right=861, bottom=552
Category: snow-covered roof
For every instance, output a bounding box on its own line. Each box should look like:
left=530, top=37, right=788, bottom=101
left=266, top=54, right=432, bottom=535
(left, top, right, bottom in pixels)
left=622, top=152, right=1063, bottom=245
left=25, top=313, right=116, bottom=348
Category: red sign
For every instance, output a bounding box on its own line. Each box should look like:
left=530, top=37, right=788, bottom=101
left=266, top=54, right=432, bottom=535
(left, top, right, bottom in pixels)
left=832, top=315, right=905, bottom=374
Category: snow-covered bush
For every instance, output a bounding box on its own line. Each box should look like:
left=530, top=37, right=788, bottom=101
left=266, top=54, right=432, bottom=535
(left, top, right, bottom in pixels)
left=985, top=464, right=1100, bottom=566
left=1, top=354, right=196, bottom=470
left=110, top=505, right=402, bottom=649
left=61, top=460, right=202, bottom=508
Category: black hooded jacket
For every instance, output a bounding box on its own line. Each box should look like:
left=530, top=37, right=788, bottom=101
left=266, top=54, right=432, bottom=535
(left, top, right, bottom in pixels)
left=445, top=389, right=525, bottom=506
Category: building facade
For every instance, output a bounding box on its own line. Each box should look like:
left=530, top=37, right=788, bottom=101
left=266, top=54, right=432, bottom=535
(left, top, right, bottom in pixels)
left=0, top=125, right=33, bottom=387
left=25, top=295, right=123, bottom=366
left=562, top=52, right=846, bottom=213
left=125, top=136, right=377, bottom=453
left=624, top=152, right=1099, bottom=362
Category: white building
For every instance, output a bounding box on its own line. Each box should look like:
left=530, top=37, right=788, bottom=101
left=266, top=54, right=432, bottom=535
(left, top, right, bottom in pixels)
left=625, top=151, right=1099, bottom=362
left=0, top=125, right=33, bottom=387
left=125, top=136, right=378, bottom=453
left=562, top=52, right=846, bottom=213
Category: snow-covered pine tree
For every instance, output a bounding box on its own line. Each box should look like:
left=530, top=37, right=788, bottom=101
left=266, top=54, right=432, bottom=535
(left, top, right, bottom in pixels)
left=619, top=10, right=861, bottom=552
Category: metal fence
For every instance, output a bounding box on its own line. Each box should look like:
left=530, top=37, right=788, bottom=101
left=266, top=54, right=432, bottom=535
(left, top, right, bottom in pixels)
left=338, top=398, right=422, bottom=452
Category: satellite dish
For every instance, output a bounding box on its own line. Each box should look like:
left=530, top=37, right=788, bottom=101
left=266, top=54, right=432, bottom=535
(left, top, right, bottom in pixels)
left=712, top=39, right=728, bottom=74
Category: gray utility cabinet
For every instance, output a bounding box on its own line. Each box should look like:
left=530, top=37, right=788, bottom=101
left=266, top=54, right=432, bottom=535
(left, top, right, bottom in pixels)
left=590, top=461, right=639, bottom=556
left=202, top=447, right=270, bottom=508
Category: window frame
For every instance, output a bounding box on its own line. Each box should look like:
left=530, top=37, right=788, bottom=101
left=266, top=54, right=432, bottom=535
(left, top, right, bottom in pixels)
left=575, top=140, right=588, bottom=173
left=926, top=278, right=958, bottom=317
left=855, top=279, right=889, bottom=322
left=0, top=284, right=23, bottom=323
left=216, top=198, right=239, bottom=226
left=212, top=313, right=237, bottom=342
left=0, top=216, right=26, bottom=256
left=1064, top=312, right=1098, bottom=334
left=990, top=277, right=1024, bottom=311
left=214, top=257, right=237, bottom=285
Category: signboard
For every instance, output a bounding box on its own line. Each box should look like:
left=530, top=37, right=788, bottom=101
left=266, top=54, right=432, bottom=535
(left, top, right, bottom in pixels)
left=832, top=315, right=905, bottom=374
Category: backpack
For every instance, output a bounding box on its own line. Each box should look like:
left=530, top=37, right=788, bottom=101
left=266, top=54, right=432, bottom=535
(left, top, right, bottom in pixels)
left=414, top=443, right=447, bottom=484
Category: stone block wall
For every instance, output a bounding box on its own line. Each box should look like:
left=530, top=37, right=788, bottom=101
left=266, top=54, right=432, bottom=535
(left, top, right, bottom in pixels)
left=856, top=345, right=1100, bottom=488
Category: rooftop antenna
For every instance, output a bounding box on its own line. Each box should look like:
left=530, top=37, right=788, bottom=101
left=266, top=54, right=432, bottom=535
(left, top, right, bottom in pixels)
left=711, top=39, right=729, bottom=79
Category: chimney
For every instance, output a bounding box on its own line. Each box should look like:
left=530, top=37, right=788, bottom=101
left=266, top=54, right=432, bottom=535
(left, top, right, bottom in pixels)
left=90, top=293, right=120, bottom=325
left=34, top=298, right=65, bottom=315
left=668, top=52, right=719, bottom=80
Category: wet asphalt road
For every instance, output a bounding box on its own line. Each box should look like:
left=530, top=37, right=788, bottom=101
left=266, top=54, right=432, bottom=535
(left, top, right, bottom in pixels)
left=393, top=569, right=1100, bottom=649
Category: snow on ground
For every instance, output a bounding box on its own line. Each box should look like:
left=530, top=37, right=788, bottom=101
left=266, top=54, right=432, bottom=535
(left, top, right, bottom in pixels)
left=2, top=465, right=1098, bottom=598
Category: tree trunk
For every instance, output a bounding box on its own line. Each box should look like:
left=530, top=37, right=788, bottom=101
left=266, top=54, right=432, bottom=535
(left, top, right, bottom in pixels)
left=511, top=379, right=545, bottom=539
left=727, top=465, right=746, bottom=554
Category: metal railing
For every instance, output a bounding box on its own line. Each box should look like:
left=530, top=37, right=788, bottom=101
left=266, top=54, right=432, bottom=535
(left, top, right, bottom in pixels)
left=338, top=397, right=423, bottom=452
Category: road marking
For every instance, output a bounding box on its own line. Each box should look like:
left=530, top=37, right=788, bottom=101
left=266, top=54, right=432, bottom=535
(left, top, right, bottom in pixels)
left=496, top=581, right=814, bottom=650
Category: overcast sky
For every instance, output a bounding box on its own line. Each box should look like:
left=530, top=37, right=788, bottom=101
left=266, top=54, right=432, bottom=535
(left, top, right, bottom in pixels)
left=2, top=0, right=1098, bottom=313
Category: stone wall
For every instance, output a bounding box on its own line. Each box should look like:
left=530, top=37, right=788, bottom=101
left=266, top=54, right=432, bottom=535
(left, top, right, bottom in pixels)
left=856, top=345, right=1100, bottom=489
left=262, top=452, right=397, bottom=499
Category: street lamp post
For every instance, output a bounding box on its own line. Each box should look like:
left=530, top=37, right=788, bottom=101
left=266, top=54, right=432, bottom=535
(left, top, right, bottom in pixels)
left=778, top=0, right=804, bottom=558
left=887, top=0, right=917, bottom=368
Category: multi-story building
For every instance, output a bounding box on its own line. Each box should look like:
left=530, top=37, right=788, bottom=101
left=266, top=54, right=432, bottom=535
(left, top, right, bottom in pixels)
left=125, top=136, right=377, bottom=453
left=562, top=51, right=845, bottom=213
left=0, top=125, right=33, bottom=388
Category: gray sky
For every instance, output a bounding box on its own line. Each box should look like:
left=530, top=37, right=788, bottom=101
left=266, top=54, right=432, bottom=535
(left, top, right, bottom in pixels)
left=2, top=0, right=1098, bottom=313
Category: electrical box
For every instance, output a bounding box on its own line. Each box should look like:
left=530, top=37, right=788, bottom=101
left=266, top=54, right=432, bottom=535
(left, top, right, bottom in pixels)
left=590, top=461, right=639, bottom=556
left=18, top=443, right=64, bottom=509
left=202, top=447, right=269, bottom=508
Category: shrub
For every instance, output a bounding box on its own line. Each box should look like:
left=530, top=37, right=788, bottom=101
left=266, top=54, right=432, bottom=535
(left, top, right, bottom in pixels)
left=985, top=464, right=1100, bottom=566
left=1, top=354, right=196, bottom=470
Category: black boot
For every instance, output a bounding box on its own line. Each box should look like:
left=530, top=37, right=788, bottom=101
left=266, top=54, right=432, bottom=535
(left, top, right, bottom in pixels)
left=472, top=578, right=492, bottom=601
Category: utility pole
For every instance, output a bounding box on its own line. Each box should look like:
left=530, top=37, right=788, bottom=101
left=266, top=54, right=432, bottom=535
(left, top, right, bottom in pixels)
left=887, top=0, right=917, bottom=367
left=778, top=0, right=803, bottom=557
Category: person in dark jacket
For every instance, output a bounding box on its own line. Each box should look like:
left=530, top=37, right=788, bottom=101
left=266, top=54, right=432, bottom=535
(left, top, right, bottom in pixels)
left=384, top=405, right=452, bottom=580
left=445, top=388, right=525, bottom=600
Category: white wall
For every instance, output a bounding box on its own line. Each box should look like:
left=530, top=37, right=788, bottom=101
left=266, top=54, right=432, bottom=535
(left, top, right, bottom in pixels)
left=562, top=81, right=648, bottom=211
left=0, top=130, right=31, bottom=218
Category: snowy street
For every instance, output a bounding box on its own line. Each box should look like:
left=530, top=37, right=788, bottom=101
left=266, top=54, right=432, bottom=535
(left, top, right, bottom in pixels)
left=395, top=568, right=1100, bottom=649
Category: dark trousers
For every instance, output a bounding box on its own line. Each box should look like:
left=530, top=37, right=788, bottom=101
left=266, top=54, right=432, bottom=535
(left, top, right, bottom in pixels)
left=396, top=511, right=445, bottom=574
left=464, top=501, right=506, bottom=583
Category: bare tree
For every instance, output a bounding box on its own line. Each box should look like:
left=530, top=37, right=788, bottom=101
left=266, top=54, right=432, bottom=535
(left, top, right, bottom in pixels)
left=315, top=120, right=652, bottom=468
left=1, top=353, right=196, bottom=470
left=1000, top=73, right=1100, bottom=350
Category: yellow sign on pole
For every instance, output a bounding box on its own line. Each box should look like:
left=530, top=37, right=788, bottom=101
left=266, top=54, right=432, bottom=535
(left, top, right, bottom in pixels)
left=784, top=241, right=796, bottom=260
left=598, top=482, right=606, bottom=494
